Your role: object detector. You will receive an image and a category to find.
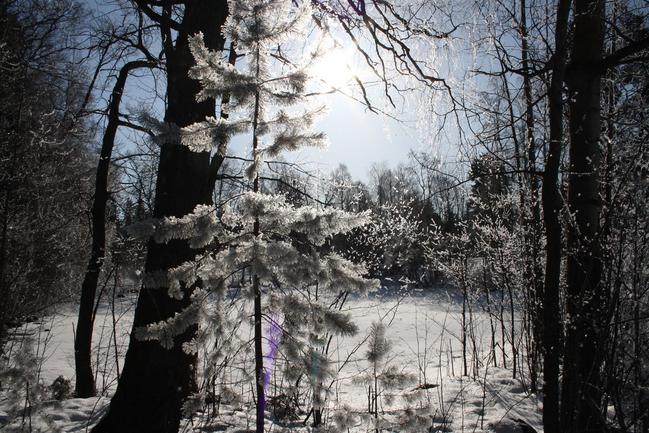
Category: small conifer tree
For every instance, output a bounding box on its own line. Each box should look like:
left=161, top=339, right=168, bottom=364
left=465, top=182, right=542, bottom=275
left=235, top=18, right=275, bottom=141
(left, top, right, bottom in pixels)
left=359, top=322, right=415, bottom=431
left=133, top=1, right=378, bottom=431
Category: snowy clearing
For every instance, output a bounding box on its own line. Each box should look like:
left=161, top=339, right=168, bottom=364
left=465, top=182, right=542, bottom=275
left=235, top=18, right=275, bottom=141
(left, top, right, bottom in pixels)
left=0, top=287, right=542, bottom=433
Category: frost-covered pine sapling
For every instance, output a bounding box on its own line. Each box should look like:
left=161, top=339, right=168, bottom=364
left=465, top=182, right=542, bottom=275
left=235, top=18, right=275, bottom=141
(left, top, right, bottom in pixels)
left=131, top=1, right=378, bottom=431
left=134, top=196, right=378, bottom=429
left=200, top=1, right=320, bottom=431
left=359, top=322, right=415, bottom=431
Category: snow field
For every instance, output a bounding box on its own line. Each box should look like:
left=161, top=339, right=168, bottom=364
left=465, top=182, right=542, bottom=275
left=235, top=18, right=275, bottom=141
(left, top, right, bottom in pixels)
left=0, top=287, right=542, bottom=433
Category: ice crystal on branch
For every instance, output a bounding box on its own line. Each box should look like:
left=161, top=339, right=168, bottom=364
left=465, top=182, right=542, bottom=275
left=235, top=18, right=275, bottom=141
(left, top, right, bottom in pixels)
left=181, top=117, right=249, bottom=153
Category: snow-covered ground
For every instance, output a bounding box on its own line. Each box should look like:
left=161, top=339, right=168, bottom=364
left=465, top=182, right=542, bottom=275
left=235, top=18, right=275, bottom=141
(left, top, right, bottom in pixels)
left=0, top=287, right=542, bottom=433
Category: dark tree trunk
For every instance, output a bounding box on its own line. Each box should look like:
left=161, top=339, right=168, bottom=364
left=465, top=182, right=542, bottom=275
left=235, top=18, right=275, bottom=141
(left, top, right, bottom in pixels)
left=92, top=2, right=227, bottom=433
left=561, top=1, right=606, bottom=431
left=253, top=272, right=264, bottom=433
left=541, top=1, right=571, bottom=432
left=520, top=0, right=543, bottom=392
left=75, top=59, right=154, bottom=399
left=0, top=137, right=17, bottom=343
left=251, top=73, right=265, bottom=433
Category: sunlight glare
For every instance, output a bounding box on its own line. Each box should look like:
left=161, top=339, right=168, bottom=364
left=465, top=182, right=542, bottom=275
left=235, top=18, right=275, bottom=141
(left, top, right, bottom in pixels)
left=313, top=46, right=359, bottom=89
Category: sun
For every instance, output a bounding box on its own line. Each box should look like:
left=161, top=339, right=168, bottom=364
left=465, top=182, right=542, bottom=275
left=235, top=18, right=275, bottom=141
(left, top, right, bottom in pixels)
left=313, top=46, right=359, bottom=89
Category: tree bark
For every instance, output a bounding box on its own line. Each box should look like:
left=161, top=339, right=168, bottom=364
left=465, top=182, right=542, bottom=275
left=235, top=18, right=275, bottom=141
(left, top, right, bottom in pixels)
left=92, top=2, right=227, bottom=432
left=541, top=1, right=571, bottom=432
left=75, top=59, right=155, bottom=399
left=520, top=0, right=543, bottom=392
left=251, top=42, right=265, bottom=431
left=561, top=1, right=606, bottom=431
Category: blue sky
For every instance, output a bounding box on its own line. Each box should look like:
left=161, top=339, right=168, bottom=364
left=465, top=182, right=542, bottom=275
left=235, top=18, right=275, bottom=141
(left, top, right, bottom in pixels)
left=222, top=85, right=425, bottom=183
left=292, top=91, right=420, bottom=180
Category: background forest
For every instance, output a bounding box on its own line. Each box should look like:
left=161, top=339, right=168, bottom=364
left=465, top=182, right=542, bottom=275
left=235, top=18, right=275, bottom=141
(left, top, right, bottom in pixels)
left=1, top=0, right=648, bottom=432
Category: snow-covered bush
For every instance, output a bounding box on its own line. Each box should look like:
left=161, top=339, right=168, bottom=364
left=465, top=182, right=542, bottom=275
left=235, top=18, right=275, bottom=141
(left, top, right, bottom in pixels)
left=0, top=337, right=59, bottom=432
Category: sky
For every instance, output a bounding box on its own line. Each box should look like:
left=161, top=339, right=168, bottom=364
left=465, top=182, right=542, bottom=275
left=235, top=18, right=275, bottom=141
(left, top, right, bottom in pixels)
left=287, top=91, right=422, bottom=181
left=96, top=1, right=464, bottom=184
left=114, top=48, right=429, bottom=184
left=285, top=83, right=461, bottom=182
left=238, top=32, right=465, bottom=183
left=226, top=85, right=425, bottom=183
left=222, top=41, right=443, bottom=183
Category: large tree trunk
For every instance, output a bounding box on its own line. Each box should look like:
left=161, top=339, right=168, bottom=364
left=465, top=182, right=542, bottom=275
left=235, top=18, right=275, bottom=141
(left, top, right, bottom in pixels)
left=75, top=59, right=154, bottom=399
left=561, top=1, right=606, bottom=431
left=92, top=2, right=227, bottom=433
left=541, top=1, right=571, bottom=432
